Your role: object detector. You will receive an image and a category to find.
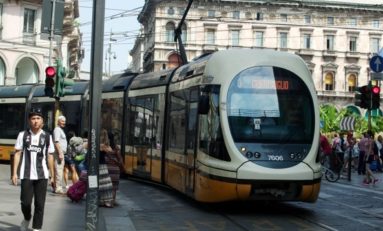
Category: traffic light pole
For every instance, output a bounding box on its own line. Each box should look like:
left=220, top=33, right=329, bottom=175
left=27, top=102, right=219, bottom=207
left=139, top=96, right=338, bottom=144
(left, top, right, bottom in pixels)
left=48, top=0, right=56, bottom=66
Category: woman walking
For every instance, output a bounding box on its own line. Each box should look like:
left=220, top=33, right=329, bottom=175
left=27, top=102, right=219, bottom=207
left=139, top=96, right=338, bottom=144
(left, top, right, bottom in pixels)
left=99, top=129, right=114, bottom=207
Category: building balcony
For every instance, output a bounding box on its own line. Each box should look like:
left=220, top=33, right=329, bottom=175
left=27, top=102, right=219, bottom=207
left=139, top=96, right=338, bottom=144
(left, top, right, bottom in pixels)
left=22, top=33, right=36, bottom=46
left=345, top=51, right=360, bottom=59
left=203, top=44, right=218, bottom=53
left=317, top=90, right=355, bottom=98
left=322, top=50, right=337, bottom=58
left=297, top=48, right=314, bottom=56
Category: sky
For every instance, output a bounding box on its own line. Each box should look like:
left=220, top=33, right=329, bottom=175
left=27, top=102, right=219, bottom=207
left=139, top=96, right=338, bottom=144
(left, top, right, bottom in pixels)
left=78, top=0, right=145, bottom=75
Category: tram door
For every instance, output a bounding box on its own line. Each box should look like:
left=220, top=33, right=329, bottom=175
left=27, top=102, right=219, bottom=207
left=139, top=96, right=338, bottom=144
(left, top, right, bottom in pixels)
left=185, top=88, right=198, bottom=194
left=131, top=97, right=153, bottom=178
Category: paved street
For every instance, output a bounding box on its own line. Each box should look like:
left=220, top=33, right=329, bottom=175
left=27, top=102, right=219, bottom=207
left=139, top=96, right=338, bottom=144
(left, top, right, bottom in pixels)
left=0, top=163, right=382, bottom=231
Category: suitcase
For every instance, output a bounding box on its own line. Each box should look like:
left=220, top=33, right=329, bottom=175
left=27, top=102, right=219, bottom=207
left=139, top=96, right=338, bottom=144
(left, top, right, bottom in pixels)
left=67, top=180, right=87, bottom=202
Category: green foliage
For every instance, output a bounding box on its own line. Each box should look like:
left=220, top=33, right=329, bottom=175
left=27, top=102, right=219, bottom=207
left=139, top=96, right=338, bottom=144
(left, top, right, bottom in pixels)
left=320, top=105, right=383, bottom=138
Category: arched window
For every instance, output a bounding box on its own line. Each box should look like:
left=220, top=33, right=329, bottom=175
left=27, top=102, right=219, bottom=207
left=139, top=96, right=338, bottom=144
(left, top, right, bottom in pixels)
left=16, top=57, right=39, bottom=85
left=324, top=72, right=334, bottom=91
left=348, top=74, right=357, bottom=92
left=166, top=22, right=175, bottom=43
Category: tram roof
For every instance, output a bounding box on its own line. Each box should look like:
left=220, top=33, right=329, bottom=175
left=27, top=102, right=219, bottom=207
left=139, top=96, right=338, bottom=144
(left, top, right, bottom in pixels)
left=102, top=71, right=138, bottom=92
left=171, top=53, right=212, bottom=83
left=32, top=81, right=89, bottom=97
left=0, top=84, right=35, bottom=98
left=129, top=69, right=174, bottom=90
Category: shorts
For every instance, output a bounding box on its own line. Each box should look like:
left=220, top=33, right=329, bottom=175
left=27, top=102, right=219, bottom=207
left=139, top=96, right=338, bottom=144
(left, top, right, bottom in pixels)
left=64, top=155, right=75, bottom=166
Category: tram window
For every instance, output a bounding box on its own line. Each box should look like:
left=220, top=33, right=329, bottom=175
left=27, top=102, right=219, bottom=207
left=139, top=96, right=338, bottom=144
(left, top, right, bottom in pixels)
left=198, top=85, right=230, bottom=161
left=0, top=104, right=25, bottom=139
left=60, top=101, right=82, bottom=135
left=227, top=66, right=314, bottom=144
left=187, top=89, right=199, bottom=152
left=101, top=98, right=124, bottom=146
left=168, top=91, right=186, bottom=152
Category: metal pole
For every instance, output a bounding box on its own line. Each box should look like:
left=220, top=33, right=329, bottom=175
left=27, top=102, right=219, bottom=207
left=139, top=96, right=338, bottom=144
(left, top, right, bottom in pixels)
left=48, top=0, right=56, bottom=66
left=108, top=41, right=111, bottom=78
left=85, top=0, right=105, bottom=230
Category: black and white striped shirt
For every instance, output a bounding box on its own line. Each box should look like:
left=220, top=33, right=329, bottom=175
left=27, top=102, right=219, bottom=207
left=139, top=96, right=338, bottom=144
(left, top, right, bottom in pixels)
left=15, top=130, right=55, bottom=180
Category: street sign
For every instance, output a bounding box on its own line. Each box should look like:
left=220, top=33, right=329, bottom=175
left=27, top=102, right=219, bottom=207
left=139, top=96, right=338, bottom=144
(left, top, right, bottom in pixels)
left=370, top=55, right=383, bottom=73
left=371, top=72, right=383, bottom=80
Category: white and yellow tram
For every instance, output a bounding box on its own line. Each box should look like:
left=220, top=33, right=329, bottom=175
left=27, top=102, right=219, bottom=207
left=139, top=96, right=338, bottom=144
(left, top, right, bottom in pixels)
left=0, top=49, right=321, bottom=202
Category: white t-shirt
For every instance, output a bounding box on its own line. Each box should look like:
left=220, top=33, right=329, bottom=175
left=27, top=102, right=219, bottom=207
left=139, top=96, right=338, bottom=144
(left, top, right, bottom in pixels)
left=53, top=126, right=67, bottom=154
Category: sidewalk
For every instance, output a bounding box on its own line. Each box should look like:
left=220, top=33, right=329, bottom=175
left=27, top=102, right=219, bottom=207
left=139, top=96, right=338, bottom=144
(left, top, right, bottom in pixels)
left=334, top=168, right=383, bottom=191
left=0, top=164, right=135, bottom=231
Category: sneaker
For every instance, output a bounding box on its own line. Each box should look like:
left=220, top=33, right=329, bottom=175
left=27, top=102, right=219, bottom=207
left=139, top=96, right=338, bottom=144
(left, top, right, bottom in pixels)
left=20, top=219, right=30, bottom=231
left=33, top=229, right=41, bottom=231
left=373, top=179, right=379, bottom=184
left=55, top=187, right=66, bottom=194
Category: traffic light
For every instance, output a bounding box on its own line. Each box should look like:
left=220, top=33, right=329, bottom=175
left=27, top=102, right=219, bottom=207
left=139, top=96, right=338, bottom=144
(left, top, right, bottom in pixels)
left=55, top=59, right=74, bottom=97
left=371, top=85, right=380, bottom=110
left=354, top=85, right=369, bottom=109
left=44, top=66, right=56, bottom=97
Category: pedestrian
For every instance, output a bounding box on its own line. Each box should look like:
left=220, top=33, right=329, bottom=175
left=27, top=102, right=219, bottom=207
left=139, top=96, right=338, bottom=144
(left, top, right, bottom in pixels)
left=53, top=115, right=67, bottom=194
left=358, top=132, right=368, bottom=175
left=105, top=131, right=124, bottom=206
left=11, top=107, right=55, bottom=231
left=363, top=131, right=379, bottom=185
left=375, top=135, right=383, bottom=172
left=319, top=133, right=332, bottom=164
left=63, top=133, right=79, bottom=188
left=99, top=129, right=114, bottom=208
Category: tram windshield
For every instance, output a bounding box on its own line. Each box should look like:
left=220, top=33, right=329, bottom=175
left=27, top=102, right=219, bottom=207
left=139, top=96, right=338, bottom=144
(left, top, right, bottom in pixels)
left=227, top=66, right=314, bottom=144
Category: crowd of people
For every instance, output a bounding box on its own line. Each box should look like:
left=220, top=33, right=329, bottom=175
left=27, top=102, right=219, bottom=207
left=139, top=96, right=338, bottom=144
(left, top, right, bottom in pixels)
left=320, top=130, right=383, bottom=185
left=52, top=116, right=124, bottom=207
left=11, top=108, right=124, bottom=231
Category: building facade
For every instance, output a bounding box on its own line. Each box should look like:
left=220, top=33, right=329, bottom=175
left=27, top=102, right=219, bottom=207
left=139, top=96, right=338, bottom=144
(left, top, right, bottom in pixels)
left=132, top=0, right=383, bottom=116
left=0, top=0, right=82, bottom=86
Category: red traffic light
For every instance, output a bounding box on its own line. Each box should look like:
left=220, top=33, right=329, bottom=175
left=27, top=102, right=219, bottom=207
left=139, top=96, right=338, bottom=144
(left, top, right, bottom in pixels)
left=371, top=86, right=380, bottom=95
left=45, top=66, right=56, bottom=78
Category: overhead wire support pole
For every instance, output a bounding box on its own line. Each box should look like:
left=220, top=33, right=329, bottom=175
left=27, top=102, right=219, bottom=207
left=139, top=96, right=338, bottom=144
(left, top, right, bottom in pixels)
left=174, top=0, right=194, bottom=65
left=86, top=0, right=105, bottom=230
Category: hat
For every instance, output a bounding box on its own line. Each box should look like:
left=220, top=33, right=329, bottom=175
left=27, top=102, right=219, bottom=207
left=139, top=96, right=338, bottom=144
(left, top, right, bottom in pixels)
left=29, top=107, right=43, bottom=118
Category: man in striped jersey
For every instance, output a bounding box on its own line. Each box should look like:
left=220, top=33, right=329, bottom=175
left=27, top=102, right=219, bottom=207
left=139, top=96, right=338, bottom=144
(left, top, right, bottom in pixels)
left=12, top=107, right=55, bottom=231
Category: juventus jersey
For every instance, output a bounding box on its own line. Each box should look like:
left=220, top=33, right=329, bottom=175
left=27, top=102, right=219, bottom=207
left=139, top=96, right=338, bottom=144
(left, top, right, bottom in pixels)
left=15, top=130, right=55, bottom=180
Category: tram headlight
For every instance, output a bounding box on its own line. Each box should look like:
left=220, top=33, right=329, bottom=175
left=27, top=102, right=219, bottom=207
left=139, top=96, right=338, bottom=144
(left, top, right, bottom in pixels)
left=246, top=151, right=253, bottom=158
left=240, top=147, right=246, bottom=152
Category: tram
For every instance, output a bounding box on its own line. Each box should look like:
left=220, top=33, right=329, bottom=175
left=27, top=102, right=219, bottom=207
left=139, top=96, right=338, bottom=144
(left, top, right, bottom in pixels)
left=0, top=49, right=321, bottom=202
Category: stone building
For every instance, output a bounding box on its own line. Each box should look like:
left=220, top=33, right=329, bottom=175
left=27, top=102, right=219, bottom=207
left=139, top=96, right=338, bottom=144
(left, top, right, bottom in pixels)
left=0, top=0, right=82, bottom=86
left=131, top=0, right=383, bottom=116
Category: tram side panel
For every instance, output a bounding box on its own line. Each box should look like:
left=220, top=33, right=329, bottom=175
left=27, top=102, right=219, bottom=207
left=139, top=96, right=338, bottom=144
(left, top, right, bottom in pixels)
left=0, top=100, right=26, bottom=161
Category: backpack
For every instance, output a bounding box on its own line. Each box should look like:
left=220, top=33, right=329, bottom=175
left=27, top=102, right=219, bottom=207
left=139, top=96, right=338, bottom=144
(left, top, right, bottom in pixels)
left=67, top=180, right=87, bottom=202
